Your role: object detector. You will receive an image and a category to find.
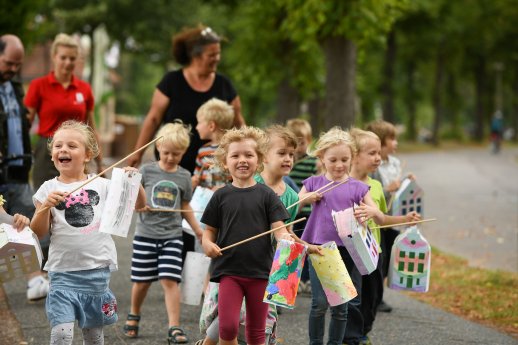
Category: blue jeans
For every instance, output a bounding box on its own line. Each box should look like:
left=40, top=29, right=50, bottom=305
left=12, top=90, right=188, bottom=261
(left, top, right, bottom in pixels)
left=342, top=249, right=363, bottom=345
left=308, top=256, right=348, bottom=345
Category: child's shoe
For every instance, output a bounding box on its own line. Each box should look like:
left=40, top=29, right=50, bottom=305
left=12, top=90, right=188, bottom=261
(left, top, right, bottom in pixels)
left=377, top=300, right=393, bottom=313
left=27, top=275, right=49, bottom=301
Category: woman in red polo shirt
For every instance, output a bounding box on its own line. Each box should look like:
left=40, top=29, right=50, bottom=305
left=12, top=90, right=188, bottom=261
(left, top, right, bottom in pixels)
left=25, top=33, right=102, bottom=190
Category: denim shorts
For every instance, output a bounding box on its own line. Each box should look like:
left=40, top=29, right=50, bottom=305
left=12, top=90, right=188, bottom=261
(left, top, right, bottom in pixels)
left=46, top=267, right=118, bottom=328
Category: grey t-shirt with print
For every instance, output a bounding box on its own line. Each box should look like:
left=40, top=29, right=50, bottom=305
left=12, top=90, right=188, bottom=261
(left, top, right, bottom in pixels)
left=136, top=162, right=192, bottom=239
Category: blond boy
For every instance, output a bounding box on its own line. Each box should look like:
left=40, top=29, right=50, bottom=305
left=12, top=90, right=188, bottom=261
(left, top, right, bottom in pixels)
left=193, top=98, right=234, bottom=189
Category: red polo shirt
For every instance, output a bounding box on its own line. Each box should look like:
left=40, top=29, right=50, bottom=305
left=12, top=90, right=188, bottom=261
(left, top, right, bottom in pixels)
left=24, top=72, right=94, bottom=137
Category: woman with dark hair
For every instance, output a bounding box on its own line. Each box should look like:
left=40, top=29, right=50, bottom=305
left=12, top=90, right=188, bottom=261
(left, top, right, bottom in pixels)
left=128, top=25, right=245, bottom=172
left=125, top=26, right=244, bottom=343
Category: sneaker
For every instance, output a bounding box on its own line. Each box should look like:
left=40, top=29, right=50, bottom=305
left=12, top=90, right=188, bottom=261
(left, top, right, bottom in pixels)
left=360, top=335, right=372, bottom=345
left=377, top=300, right=393, bottom=313
left=27, top=275, right=49, bottom=301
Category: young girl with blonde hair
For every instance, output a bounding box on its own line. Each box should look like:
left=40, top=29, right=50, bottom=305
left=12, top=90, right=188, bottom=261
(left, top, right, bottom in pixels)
left=298, top=127, right=385, bottom=345
left=31, top=120, right=146, bottom=345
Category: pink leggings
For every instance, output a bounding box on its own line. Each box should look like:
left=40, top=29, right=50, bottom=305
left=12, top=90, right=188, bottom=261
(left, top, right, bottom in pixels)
left=218, top=276, right=269, bottom=344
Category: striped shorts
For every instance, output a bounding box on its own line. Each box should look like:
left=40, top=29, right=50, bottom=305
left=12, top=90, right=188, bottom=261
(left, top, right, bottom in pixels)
left=131, top=235, right=183, bottom=282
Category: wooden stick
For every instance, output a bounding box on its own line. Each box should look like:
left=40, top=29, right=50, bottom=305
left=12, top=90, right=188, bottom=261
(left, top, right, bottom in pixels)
left=286, top=180, right=335, bottom=209
left=220, top=218, right=306, bottom=252
left=386, top=193, right=396, bottom=211
left=370, top=218, right=437, bottom=230
left=148, top=208, right=203, bottom=213
left=37, top=136, right=163, bottom=215
left=317, top=178, right=349, bottom=195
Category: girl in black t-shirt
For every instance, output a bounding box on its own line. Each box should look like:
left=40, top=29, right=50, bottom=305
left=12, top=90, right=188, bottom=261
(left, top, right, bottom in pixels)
left=201, top=127, right=292, bottom=345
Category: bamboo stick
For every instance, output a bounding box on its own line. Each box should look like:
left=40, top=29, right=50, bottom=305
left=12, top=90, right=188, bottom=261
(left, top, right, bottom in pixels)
left=220, top=218, right=306, bottom=252
left=36, top=136, right=163, bottom=215
left=148, top=208, right=202, bottom=213
left=370, top=218, right=437, bottom=230
left=287, top=179, right=341, bottom=210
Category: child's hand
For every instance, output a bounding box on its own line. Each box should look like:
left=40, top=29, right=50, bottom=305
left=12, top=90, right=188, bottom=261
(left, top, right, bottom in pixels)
left=12, top=214, right=30, bottom=231
left=305, top=192, right=323, bottom=204
left=307, top=244, right=323, bottom=256
left=136, top=205, right=151, bottom=213
left=405, top=211, right=421, bottom=224
left=407, top=172, right=416, bottom=181
left=122, top=166, right=139, bottom=176
left=43, top=191, right=67, bottom=209
left=203, top=240, right=222, bottom=258
left=277, top=232, right=294, bottom=242
left=354, top=201, right=379, bottom=223
left=386, top=179, right=401, bottom=193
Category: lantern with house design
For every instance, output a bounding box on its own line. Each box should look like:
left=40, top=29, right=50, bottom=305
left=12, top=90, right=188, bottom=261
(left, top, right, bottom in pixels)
left=332, top=206, right=379, bottom=275
left=0, top=223, right=43, bottom=283
left=391, top=178, right=424, bottom=217
left=388, top=225, right=431, bottom=292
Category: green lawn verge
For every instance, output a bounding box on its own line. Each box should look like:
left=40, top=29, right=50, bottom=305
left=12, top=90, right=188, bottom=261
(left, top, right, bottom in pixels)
left=406, top=247, right=518, bottom=339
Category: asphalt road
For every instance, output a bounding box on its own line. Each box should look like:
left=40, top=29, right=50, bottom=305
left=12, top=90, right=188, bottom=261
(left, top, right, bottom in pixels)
left=399, top=146, right=518, bottom=272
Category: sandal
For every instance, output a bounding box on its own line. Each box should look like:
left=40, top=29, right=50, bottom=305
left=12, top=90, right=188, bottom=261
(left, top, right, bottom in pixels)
left=168, top=326, right=189, bottom=344
left=194, top=340, right=204, bottom=345
left=123, top=313, right=140, bottom=338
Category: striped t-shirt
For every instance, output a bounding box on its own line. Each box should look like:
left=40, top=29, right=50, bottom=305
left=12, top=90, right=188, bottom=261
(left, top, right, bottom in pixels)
left=289, top=155, right=318, bottom=216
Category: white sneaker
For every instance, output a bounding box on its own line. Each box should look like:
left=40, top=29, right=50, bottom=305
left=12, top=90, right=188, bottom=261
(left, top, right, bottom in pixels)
left=27, top=275, right=49, bottom=301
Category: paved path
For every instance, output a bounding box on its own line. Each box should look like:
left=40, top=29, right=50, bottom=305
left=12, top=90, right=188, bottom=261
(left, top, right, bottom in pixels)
left=3, top=146, right=518, bottom=344
left=399, top=146, right=518, bottom=272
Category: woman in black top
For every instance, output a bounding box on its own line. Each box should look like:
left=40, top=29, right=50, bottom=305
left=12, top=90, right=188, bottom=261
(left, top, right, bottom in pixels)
left=128, top=25, right=245, bottom=172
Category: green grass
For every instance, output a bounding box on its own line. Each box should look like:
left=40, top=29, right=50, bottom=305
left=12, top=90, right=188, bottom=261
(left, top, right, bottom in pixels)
left=406, top=247, right=518, bottom=339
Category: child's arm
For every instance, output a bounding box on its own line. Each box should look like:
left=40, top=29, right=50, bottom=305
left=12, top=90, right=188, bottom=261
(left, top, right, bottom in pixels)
left=30, top=191, right=67, bottom=238
left=297, top=186, right=322, bottom=207
left=1, top=206, right=30, bottom=231
left=202, top=225, right=222, bottom=258
left=181, top=200, right=203, bottom=243
left=191, top=174, right=200, bottom=189
left=271, top=220, right=293, bottom=242
left=384, top=179, right=401, bottom=193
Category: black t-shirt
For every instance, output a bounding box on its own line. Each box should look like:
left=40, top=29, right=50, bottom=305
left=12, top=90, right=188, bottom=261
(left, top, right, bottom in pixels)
left=201, top=183, right=290, bottom=282
left=156, top=70, right=237, bottom=173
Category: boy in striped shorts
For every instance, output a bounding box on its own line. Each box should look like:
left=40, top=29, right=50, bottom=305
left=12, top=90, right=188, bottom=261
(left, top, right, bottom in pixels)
left=124, top=122, right=203, bottom=344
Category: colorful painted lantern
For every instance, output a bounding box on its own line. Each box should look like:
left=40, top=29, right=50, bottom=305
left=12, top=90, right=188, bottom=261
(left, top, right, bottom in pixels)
left=309, top=241, right=357, bottom=306
left=332, top=207, right=379, bottom=275
left=388, top=226, right=431, bottom=292
left=264, top=240, right=307, bottom=309
left=391, top=178, right=424, bottom=217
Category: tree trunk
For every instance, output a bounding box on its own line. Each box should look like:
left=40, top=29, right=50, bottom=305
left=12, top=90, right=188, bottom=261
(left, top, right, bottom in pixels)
left=432, top=50, right=445, bottom=145
left=322, top=36, right=357, bottom=129
left=513, top=68, right=518, bottom=142
left=276, top=78, right=300, bottom=123
left=446, top=71, right=462, bottom=140
left=382, top=30, right=396, bottom=123
left=405, top=61, right=417, bottom=142
left=307, top=96, right=324, bottom=134
left=474, top=56, right=486, bottom=142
